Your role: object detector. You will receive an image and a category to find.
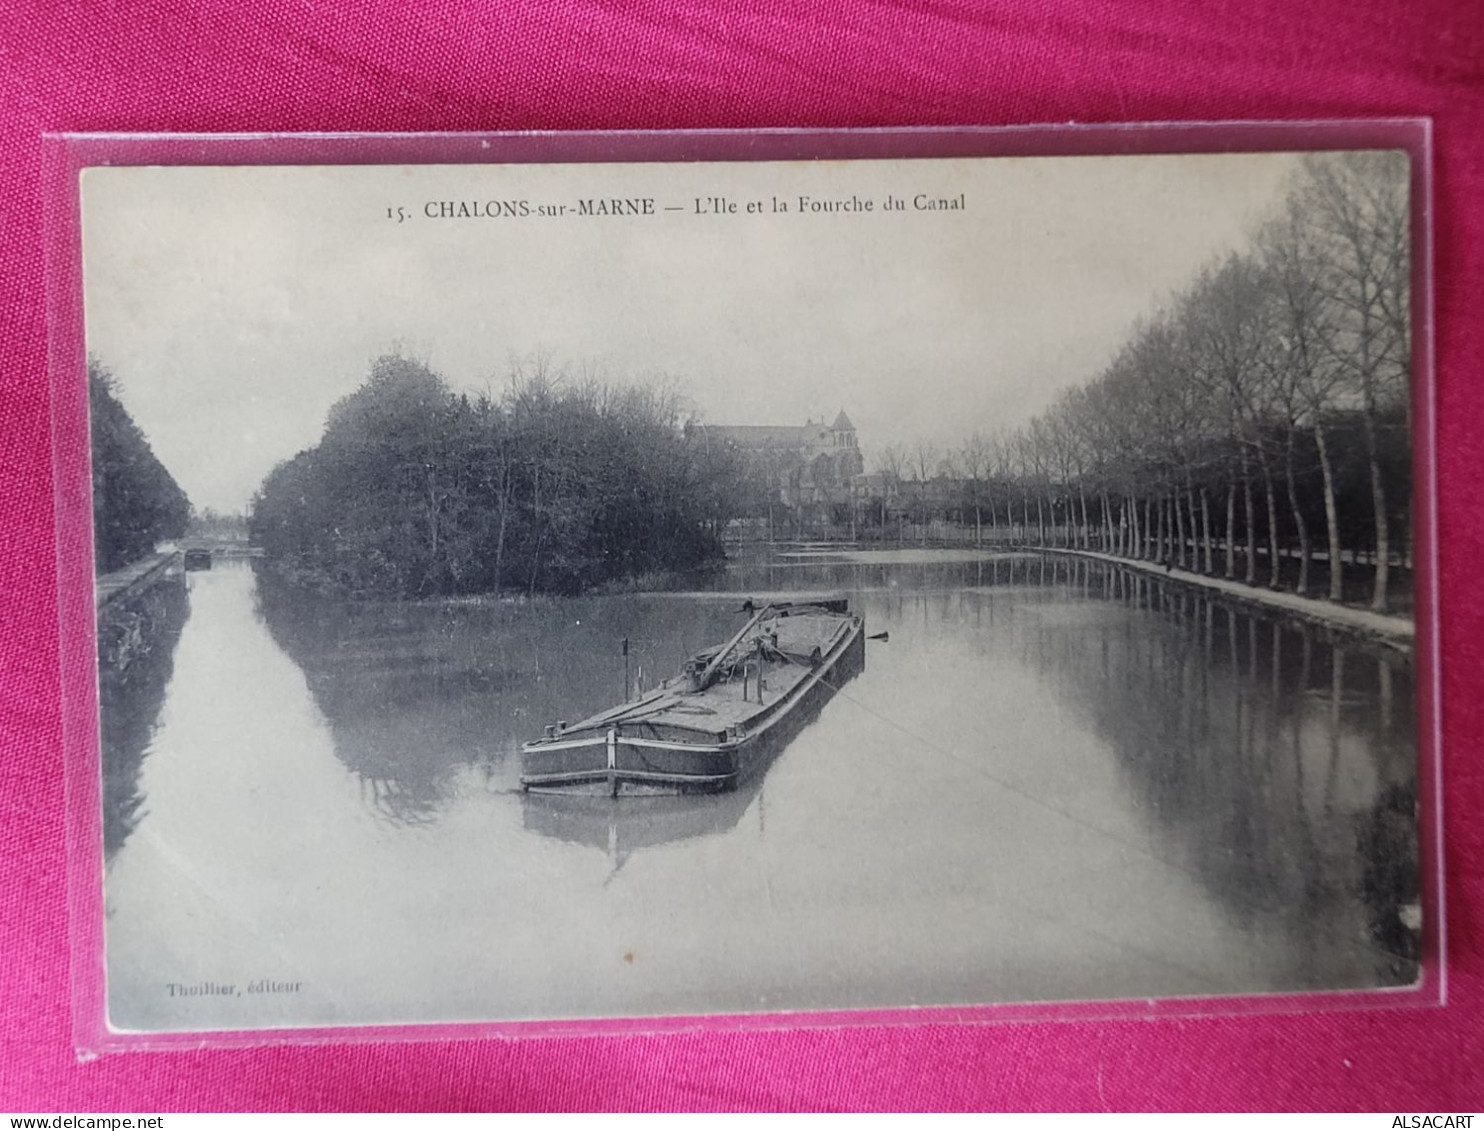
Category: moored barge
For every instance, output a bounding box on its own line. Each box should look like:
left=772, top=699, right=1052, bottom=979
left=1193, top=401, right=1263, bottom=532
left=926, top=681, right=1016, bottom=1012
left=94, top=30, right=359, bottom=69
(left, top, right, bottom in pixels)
left=521, top=597, right=865, bottom=796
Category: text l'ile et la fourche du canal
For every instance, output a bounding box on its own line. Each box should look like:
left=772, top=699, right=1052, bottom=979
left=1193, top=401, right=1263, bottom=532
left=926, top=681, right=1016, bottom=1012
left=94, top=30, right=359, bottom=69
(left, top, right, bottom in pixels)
left=385, top=192, right=967, bottom=224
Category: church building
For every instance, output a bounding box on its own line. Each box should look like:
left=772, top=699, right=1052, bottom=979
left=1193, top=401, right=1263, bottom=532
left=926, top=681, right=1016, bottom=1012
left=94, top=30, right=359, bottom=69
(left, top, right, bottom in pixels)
left=704, top=410, right=866, bottom=528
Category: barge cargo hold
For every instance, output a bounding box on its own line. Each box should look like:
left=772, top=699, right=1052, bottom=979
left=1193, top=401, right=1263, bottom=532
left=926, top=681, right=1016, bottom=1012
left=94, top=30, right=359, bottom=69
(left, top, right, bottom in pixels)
left=520, top=597, right=865, bottom=796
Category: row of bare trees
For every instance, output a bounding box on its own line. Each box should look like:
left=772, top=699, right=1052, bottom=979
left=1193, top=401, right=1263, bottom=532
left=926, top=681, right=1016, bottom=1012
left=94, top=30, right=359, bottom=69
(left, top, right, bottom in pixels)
left=878, top=152, right=1413, bottom=612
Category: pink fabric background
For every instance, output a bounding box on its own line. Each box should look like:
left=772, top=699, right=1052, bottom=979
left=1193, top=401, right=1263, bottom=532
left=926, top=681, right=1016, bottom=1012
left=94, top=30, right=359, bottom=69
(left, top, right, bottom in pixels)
left=2, top=0, right=1480, bottom=1112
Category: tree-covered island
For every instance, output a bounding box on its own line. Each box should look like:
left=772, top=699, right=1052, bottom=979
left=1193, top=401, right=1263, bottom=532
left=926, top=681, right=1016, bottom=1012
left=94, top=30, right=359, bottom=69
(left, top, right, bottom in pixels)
left=248, top=355, right=744, bottom=598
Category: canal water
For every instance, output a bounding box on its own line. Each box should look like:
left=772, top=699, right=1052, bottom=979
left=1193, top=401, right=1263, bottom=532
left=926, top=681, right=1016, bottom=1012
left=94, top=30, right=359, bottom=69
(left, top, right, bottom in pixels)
left=100, top=552, right=1419, bottom=1032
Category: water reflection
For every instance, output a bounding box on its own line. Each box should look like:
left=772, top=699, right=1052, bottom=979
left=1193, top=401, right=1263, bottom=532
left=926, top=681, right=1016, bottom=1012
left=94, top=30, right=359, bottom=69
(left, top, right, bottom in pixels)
left=522, top=786, right=767, bottom=867
left=1010, top=559, right=1419, bottom=985
left=97, top=571, right=190, bottom=859
left=252, top=569, right=756, bottom=825
left=253, top=574, right=503, bottom=823
left=100, top=550, right=1422, bottom=1025
left=687, top=551, right=1047, bottom=600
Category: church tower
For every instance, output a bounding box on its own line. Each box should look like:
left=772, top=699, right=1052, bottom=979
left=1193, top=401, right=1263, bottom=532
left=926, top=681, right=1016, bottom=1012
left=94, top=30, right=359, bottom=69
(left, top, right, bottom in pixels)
left=829, top=410, right=864, bottom=476
left=829, top=409, right=856, bottom=448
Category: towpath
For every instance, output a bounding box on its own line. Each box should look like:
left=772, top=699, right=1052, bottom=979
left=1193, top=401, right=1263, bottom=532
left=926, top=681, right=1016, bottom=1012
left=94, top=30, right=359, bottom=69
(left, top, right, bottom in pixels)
left=1042, top=547, right=1415, bottom=651
left=95, top=550, right=180, bottom=610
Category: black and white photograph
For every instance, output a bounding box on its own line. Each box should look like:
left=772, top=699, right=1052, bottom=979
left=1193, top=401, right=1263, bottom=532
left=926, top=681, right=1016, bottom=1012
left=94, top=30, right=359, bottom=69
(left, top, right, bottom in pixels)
left=81, top=149, right=1423, bottom=1033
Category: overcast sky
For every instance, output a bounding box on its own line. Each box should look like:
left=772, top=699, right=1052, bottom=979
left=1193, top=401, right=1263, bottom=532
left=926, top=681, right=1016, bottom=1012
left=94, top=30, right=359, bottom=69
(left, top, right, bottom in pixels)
left=81, top=152, right=1299, bottom=513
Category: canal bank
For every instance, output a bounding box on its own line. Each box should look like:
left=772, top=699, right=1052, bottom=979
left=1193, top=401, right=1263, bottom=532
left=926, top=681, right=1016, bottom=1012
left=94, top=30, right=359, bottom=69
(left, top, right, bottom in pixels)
left=1038, top=547, right=1415, bottom=655
left=95, top=551, right=187, bottom=669
left=94, top=551, right=192, bottom=857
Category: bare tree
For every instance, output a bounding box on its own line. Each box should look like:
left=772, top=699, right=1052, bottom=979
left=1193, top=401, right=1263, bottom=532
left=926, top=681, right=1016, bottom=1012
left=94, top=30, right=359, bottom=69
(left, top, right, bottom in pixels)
left=1293, top=151, right=1411, bottom=611
left=876, top=442, right=907, bottom=543
left=958, top=432, right=994, bottom=547
left=910, top=439, right=939, bottom=544
left=1184, top=256, right=1271, bottom=583
left=1255, top=203, right=1346, bottom=597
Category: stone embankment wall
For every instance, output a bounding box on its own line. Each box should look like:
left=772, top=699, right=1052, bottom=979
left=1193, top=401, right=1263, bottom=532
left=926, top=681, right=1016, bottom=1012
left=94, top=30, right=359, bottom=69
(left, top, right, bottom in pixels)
left=97, top=563, right=190, bottom=857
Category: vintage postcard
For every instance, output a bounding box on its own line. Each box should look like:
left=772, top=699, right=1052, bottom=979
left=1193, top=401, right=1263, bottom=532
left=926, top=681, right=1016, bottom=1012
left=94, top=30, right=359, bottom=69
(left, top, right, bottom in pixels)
left=79, top=146, right=1425, bottom=1034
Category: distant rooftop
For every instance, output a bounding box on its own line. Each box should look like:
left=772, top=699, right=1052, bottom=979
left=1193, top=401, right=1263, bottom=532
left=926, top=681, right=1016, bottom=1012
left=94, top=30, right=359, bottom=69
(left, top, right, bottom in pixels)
left=707, top=424, right=811, bottom=447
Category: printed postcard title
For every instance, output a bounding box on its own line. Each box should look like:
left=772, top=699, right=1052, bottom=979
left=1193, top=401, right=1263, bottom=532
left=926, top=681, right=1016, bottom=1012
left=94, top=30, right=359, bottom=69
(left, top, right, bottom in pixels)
left=385, top=192, right=967, bottom=224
